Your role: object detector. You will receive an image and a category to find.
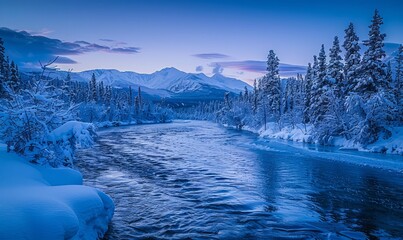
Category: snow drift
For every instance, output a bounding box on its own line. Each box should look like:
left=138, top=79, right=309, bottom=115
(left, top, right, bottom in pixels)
left=0, top=144, right=114, bottom=240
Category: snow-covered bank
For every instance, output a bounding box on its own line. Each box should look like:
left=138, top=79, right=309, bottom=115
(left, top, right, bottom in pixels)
left=0, top=144, right=114, bottom=240
left=254, top=123, right=403, bottom=155
left=95, top=119, right=173, bottom=129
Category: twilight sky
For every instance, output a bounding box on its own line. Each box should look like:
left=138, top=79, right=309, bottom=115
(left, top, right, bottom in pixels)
left=1, top=0, right=403, bottom=83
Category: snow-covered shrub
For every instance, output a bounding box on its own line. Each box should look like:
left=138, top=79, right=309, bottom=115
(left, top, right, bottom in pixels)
left=46, top=121, right=96, bottom=167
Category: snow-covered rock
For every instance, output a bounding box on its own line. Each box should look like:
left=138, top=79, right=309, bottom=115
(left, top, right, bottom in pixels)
left=0, top=144, right=114, bottom=240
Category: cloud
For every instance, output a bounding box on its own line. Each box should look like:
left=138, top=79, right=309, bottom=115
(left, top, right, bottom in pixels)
left=212, top=60, right=307, bottom=76
left=99, top=38, right=115, bottom=42
left=211, top=63, right=224, bottom=74
left=195, top=65, right=203, bottom=72
left=0, top=27, right=140, bottom=69
left=54, top=56, right=78, bottom=64
left=110, top=47, right=140, bottom=53
left=193, top=53, right=229, bottom=59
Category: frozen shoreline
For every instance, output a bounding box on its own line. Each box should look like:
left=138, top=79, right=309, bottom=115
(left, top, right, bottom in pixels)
left=223, top=121, right=403, bottom=172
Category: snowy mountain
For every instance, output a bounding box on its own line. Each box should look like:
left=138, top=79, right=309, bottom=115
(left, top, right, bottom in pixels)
left=48, top=68, right=251, bottom=100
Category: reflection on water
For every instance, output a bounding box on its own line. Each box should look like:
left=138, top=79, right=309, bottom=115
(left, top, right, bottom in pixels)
left=75, top=121, right=403, bottom=239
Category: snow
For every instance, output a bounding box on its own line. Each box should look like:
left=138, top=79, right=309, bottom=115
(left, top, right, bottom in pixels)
left=0, top=144, right=114, bottom=240
left=256, top=122, right=403, bottom=156
left=48, top=121, right=96, bottom=148
left=49, top=67, right=251, bottom=95
left=258, top=123, right=313, bottom=143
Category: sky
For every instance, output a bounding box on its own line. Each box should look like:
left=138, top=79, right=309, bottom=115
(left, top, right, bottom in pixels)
left=0, top=0, right=403, bottom=84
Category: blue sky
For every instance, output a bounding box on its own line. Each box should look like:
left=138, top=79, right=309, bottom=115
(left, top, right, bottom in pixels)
left=0, top=0, right=402, bottom=83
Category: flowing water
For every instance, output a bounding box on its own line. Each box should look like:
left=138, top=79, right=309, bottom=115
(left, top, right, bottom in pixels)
left=75, top=121, right=403, bottom=239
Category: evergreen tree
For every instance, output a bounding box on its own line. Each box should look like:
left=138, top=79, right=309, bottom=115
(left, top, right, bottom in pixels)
left=9, top=61, right=20, bottom=93
left=89, top=73, right=97, bottom=102
left=98, top=81, right=104, bottom=103
left=105, top=85, right=112, bottom=105
left=311, top=45, right=330, bottom=126
left=129, top=86, right=133, bottom=106
left=0, top=38, right=6, bottom=97
left=252, top=79, right=258, bottom=114
left=243, top=86, right=249, bottom=102
left=359, top=9, right=387, bottom=94
left=395, top=44, right=403, bottom=121
left=343, top=23, right=361, bottom=93
left=327, top=36, right=344, bottom=97
left=303, top=63, right=313, bottom=124
left=263, top=50, right=281, bottom=125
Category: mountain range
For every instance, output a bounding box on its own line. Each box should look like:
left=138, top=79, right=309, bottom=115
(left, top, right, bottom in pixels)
left=49, top=67, right=252, bottom=101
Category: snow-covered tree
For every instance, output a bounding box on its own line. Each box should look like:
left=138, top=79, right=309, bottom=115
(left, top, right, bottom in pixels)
left=359, top=9, right=387, bottom=94
left=261, top=50, right=281, bottom=128
left=311, top=45, right=330, bottom=125
left=8, top=61, right=20, bottom=93
left=327, top=36, right=344, bottom=97
left=89, top=73, right=97, bottom=102
left=303, top=63, right=313, bottom=124
left=395, top=44, right=403, bottom=122
left=343, top=23, right=361, bottom=94
left=0, top=38, right=7, bottom=98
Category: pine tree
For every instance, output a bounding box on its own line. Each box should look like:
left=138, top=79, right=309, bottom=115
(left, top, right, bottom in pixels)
left=252, top=79, right=258, bottom=114
left=8, top=61, right=20, bottom=93
left=303, top=63, right=313, bottom=124
left=243, top=86, right=249, bottom=102
left=98, top=81, right=104, bottom=103
left=327, top=36, right=344, bottom=97
left=343, top=23, right=361, bottom=93
left=89, top=73, right=97, bottom=102
left=105, top=85, right=112, bottom=105
left=0, top=38, right=6, bottom=97
left=359, top=9, right=387, bottom=94
left=311, top=45, right=331, bottom=126
left=129, top=86, right=133, bottom=106
left=263, top=50, right=281, bottom=126
left=395, top=44, right=403, bottom=121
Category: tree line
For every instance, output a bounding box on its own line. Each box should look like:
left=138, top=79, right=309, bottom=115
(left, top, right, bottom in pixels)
left=185, top=10, right=403, bottom=147
left=0, top=41, right=172, bottom=166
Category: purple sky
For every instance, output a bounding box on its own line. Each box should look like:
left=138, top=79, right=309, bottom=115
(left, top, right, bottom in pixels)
left=1, top=0, right=402, bottom=83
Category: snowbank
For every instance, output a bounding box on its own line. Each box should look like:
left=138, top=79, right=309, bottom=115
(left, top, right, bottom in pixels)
left=0, top=144, right=114, bottom=240
left=46, top=121, right=97, bottom=167
left=258, top=123, right=313, bottom=143
left=257, top=122, right=403, bottom=155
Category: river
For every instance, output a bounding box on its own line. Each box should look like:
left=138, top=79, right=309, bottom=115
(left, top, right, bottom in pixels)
left=75, top=121, right=403, bottom=239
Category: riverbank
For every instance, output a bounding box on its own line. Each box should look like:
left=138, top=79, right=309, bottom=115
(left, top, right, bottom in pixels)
left=0, top=144, right=114, bottom=239
left=240, top=122, right=403, bottom=155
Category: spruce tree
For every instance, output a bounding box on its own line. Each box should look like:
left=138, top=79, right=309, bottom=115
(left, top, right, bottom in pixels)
left=303, top=63, right=313, bottom=124
left=359, top=9, right=387, bottom=94
left=343, top=23, right=361, bottom=93
left=90, top=73, right=97, bottom=102
left=396, top=45, right=403, bottom=121
left=243, top=86, right=249, bottom=102
left=311, top=45, right=330, bottom=126
left=252, top=79, right=258, bottom=114
left=0, top=38, right=6, bottom=97
left=264, top=50, right=281, bottom=124
left=9, top=61, right=20, bottom=93
left=327, top=36, right=344, bottom=97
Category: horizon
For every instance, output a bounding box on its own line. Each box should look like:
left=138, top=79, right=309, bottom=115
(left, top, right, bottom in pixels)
left=1, top=0, right=403, bottom=84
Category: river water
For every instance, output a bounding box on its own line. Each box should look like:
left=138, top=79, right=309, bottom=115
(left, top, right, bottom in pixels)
left=75, top=121, right=403, bottom=239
